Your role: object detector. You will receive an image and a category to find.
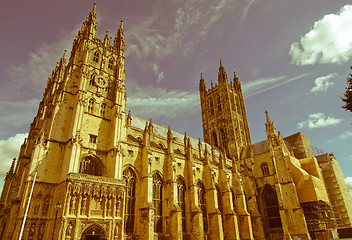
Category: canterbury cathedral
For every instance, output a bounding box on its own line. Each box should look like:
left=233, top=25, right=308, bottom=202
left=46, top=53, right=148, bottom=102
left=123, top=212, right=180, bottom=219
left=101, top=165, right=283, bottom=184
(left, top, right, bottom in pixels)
left=1, top=4, right=352, bottom=240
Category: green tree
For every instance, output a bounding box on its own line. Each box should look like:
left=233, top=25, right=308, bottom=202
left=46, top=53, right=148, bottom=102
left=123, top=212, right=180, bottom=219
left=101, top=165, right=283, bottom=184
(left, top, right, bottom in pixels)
left=342, top=66, right=352, bottom=112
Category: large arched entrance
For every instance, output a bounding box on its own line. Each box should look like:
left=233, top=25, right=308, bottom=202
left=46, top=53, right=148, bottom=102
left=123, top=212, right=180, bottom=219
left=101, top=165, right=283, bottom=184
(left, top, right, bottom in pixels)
left=81, top=224, right=106, bottom=240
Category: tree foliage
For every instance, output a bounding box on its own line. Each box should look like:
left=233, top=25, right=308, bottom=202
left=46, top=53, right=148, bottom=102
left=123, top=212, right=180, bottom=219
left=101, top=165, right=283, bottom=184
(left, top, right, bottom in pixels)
left=342, top=66, right=352, bottom=112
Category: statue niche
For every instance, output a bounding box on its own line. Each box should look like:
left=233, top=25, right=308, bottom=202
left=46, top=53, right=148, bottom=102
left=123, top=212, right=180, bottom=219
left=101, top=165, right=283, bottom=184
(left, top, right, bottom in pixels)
left=79, top=157, right=103, bottom=176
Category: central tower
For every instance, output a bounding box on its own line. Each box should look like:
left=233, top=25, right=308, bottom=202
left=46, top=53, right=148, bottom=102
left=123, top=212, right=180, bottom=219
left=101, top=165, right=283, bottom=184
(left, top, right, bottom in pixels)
left=199, top=61, right=251, bottom=159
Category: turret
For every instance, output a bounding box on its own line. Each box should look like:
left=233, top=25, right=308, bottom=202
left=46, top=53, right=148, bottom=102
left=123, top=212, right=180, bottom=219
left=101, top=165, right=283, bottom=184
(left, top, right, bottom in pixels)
left=218, top=59, right=228, bottom=85
left=199, top=72, right=207, bottom=92
left=78, top=3, right=97, bottom=40
left=114, top=20, right=125, bottom=56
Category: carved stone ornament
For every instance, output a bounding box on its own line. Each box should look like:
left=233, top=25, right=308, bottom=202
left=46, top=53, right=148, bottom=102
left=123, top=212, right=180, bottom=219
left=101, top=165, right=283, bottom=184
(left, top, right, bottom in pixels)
left=95, top=75, right=108, bottom=88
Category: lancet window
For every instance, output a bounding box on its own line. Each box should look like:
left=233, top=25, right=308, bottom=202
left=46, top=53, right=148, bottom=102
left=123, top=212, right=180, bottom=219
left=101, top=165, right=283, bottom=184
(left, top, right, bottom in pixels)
left=261, top=163, right=270, bottom=176
left=263, top=185, right=282, bottom=229
left=123, top=167, right=136, bottom=233
left=89, top=74, right=95, bottom=86
left=153, top=173, right=163, bottom=233
left=93, top=51, right=99, bottom=62
left=108, top=58, right=114, bottom=69
left=100, top=103, right=106, bottom=116
left=177, top=178, right=186, bottom=233
left=197, top=181, right=208, bottom=232
left=88, top=98, right=94, bottom=113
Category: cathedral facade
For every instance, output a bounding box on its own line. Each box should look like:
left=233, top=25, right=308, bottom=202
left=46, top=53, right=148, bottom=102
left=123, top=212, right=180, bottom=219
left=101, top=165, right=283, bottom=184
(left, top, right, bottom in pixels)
left=1, top=4, right=352, bottom=240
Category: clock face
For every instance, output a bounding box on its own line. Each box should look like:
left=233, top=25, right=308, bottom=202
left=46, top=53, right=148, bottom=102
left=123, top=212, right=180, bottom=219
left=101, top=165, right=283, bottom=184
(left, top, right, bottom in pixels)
left=94, top=75, right=108, bottom=88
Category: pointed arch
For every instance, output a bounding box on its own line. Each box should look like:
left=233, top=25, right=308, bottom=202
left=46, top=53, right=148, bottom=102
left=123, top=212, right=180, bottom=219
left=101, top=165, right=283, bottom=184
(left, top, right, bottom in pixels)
left=177, top=177, right=186, bottom=233
left=123, top=167, right=137, bottom=233
left=88, top=98, right=94, bottom=113
left=100, top=102, right=106, bottom=116
left=93, top=51, right=99, bottom=62
left=197, top=180, right=208, bottom=232
left=261, top=163, right=270, bottom=176
left=79, top=156, right=103, bottom=176
left=262, top=184, right=282, bottom=229
left=80, top=224, right=106, bottom=240
left=89, top=73, right=95, bottom=86
left=153, top=172, right=163, bottom=233
left=108, top=58, right=114, bottom=69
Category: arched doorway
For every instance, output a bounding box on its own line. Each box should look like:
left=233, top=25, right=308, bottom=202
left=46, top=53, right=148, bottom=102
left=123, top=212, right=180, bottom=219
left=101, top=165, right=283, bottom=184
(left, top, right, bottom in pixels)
left=81, top=225, right=106, bottom=240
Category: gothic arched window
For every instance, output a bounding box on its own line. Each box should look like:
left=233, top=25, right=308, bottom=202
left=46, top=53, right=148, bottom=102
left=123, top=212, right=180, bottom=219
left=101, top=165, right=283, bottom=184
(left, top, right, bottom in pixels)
left=123, top=167, right=136, bottom=233
left=108, top=58, right=114, bottom=69
left=93, top=51, right=99, bottom=62
left=100, top=103, right=106, bottom=116
left=79, top=157, right=102, bottom=176
left=177, top=178, right=186, bottom=233
left=261, top=163, right=270, bottom=176
left=197, top=181, right=208, bottom=232
left=153, top=173, right=163, bottom=233
left=263, top=185, right=282, bottom=229
left=217, top=94, right=221, bottom=111
left=209, top=98, right=214, bottom=115
left=88, top=98, right=94, bottom=113
left=89, top=74, right=95, bottom=86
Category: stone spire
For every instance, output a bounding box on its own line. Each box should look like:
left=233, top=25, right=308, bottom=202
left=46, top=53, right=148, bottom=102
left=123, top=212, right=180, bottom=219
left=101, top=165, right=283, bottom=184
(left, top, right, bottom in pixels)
left=199, top=72, right=207, bottom=92
left=265, top=110, right=278, bottom=146
left=218, top=58, right=228, bottom=85
left=114, top=20, right=125, bottom=53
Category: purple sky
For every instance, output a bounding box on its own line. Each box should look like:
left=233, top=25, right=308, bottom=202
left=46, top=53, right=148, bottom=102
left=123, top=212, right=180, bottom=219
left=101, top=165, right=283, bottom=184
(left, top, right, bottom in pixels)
left=0, top=0, right=352, bottom=192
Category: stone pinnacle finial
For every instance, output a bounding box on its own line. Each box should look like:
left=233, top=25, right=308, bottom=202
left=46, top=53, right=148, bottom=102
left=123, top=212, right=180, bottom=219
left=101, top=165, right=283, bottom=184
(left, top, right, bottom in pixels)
left=119, top=19, right=124, bottom=30
left=265, top=110, right=271, bottom=123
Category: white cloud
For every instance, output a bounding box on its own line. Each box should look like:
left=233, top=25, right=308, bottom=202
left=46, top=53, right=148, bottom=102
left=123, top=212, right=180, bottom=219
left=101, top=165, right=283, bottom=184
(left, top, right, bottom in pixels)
left=290, top=5, right=352, bottom=65
left=310, top=73, right=336, bottom=93
left=126, top=82, right=199, bottom=121
left=243, top=74, right=309, bottom=98
left=126, top=0, right=235, bottom=58
left=345, top=177, right=352, bottom=196
left=0, top=133, right=28, bottom=177
left=297, top=113, right=342, bottom=130
left=340, top=131, right=352, bottom=139
left=242, top=0, right=256, bottom=23
left=157, top=72, right=165, bottom=83
left=4, top=27, right=79, bottom=99
left=0, top=99, right=40, bottom=139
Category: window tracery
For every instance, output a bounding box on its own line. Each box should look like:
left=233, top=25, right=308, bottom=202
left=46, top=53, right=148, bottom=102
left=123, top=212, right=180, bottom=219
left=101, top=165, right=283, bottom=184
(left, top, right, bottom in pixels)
left=123, top=167, right=136, bottom=233
left=197, top=181, right=208, bottom=232
left=153, top=173, right=163, bottom=233
left=88, top=98, right=94, bottom=113
left=100, top=103, right=106, bottom=116
left=177, top=178, right=186, bottom=232
left=79, top=157, right=102, bottom=176
left=93, top=51, right=99, bottom=62
left=261, top=163, right=270, bottom=176
left=108, top=58, right=114, bottom=69
left=263, top=185, right=282, bottom=229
